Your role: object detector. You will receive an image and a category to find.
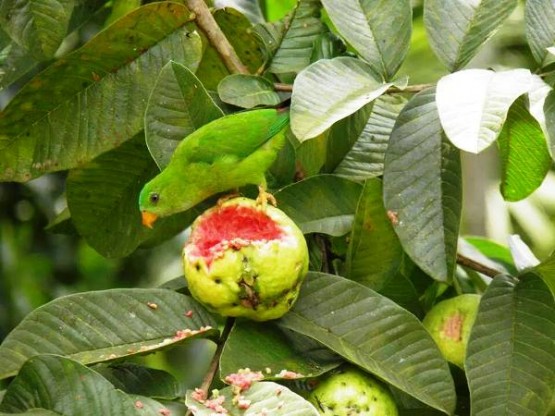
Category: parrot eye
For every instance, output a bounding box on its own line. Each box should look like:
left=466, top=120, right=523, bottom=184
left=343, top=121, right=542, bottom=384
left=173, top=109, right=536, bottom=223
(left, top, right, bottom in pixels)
left=149, top=193, right=160, bottom=204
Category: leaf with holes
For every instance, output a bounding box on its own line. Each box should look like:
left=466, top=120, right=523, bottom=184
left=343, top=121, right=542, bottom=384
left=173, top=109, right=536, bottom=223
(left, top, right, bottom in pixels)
left=383, top=88, right=462, bottom=282
left=321, top=0, right=411, bottom=80
left=275, top=175, right=362, bottom=236
left=0, top=3, right=202, bottom=182
left=278, top=272, right=456, bottom=414
left=424, top=0, right=517, bottom=71
left=466, top=274, right=555, bottom=416
left=0, top=289, right=218, bottom=380
left=145, top=61, right=223, bottom=169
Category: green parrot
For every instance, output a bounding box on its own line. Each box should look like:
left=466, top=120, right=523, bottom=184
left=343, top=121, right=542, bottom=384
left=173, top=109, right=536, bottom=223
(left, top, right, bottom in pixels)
left=139, top=108, right=289, bottom=228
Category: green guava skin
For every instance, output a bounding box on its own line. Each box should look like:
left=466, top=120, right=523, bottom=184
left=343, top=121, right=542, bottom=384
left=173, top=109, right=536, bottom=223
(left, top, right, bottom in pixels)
left=422, top=294, right=481, bottom=368
left=308, top=368, right=398, bottom=416
left=183, top=198, right=309, bottom=321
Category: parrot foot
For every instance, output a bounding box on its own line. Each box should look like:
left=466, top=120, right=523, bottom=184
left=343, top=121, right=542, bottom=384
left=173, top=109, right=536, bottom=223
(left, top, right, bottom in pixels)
left=256, top=186, right=277, bottom=209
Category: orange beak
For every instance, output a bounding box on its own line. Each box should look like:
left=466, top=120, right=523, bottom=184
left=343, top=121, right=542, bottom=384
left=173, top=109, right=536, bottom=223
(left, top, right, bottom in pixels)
left=141, top=211, right=158, bottom=228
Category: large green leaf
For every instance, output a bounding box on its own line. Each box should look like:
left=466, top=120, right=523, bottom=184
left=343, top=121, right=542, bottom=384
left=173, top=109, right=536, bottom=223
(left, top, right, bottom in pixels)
left=0, top=289, right=218, bottom=379
left=275, top=175, right=362, bottom=236
left=436, top=69, right=536, bottom=154
left=94, top=363, right=180, bottom=400
left=543, top=88, right=555, bottom=158
left=466, top=274, right=555, bottom=415
left=320, top=0, right=411, bottom=80
left=424, top=0, right=517, bottom=71
left=0, top=355, right=161, bottom=415
left=0, top=29, right=38, bottom=88
left=383, top=88, right=462, bottom=282
left=66, top=135, right=199, bottom=258
left=186, top=381, right=318, bottom=415
left=532, top=251, right=555, bottom=297
left=345, top=178, right=421, bottom=314
left=278, top=272, right=456, bottom=414
left=145, top=61, right=223, bottom=169
left=497, top=96, right=551, bottom=202
left=334, top=95, right=407, bottom=180
left=0, top=411, right=59, bottom=416
left=0, top=3, right=202, bottom=182
left=0, top=0, right=75, bottom=60
left=526, top=0, right=555, bottom=65
left=268, top=0, right=324, bottom=74
left=220, top=321, right=340, bottom=380
left=290, top=57, right=396, bottom=140
left=217, top=74, right=282, bottom=109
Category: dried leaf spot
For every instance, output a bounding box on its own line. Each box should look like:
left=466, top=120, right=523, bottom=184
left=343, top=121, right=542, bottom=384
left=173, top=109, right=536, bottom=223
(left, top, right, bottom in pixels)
left=147, top=302, right=158, bottom=310
left=159, top=409, right=171, bottom=416
left=135, top=400, right=144, bottom=409
left=387, top=210, right=399, bottom=225
left=184, top=310, right=194, bottom=318
left=442, top=312, right=464, bottom=341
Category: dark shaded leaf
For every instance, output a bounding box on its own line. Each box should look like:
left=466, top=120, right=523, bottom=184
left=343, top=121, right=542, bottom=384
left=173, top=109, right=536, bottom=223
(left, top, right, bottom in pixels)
left=0, top=289, right=218, bottom=379
left=466, top=274, right=555, bottom=416
left=383, top=88, right=462, bottom=282
left=278, top=272, right=456, bottom=414
left=526, top=0, right=555, bottom=65
left=218, top=74, right=281, bottom=108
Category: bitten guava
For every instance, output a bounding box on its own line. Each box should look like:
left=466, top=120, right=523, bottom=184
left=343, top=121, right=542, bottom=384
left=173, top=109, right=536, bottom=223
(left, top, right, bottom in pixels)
left=182, top=197, right=308, bottom=321
left=422, top=294, right=481, bottom=368
left=308, top=368, right=398, bottom=416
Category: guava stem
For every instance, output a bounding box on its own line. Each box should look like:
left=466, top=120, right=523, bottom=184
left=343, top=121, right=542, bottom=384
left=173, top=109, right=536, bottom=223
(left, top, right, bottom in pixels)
left=456, top=253, right=501, bottom=278
left=185, top=317, right=235, bottom=416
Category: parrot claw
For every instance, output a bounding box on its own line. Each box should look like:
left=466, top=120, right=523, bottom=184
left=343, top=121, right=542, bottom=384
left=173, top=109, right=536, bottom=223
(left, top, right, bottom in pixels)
left=217, top=191, right=241, bottom=207
left=256, top=186, right=277, bottom=209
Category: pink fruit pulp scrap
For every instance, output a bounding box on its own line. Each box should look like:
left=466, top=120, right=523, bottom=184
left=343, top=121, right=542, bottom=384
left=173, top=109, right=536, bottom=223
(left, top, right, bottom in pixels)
left=187, top=205, right=284, bottom=265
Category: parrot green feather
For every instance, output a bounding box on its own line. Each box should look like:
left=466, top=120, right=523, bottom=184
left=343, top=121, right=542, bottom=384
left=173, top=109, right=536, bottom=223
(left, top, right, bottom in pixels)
left=139, top=108, right=289, bottom=223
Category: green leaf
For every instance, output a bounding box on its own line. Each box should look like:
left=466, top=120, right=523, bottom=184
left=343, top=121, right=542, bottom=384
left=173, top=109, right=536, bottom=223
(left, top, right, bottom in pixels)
left=94, top=363, right=180, bottom=400
left=0, top=0, right=75, bottom=60
left=214, top=0, right=265, bottom=24
left=294, top=132, right=327, bottom=177
left=0, top=355, right=142, bottom=415
left=334, top=95, right=408, bottom=180
left=291, top=57, right=397, bottom=140
left=269, top=0, right=324, bottom=74
left=0, top=3, right=202, bottom=182
left=497, top=96, right=551, bottom=201
left=321, top=0, right=411, bottom=80
left=463, top=236, right=517, bottom=275
left=383, top=88, right=462, bottom=282
left=424, top=0, right=517, bottom=71
left=275, top=175, right=362, bottom=236
left=542, top=88, right=555, bottom=158
left=278, top=272, right=456, bottom=414
left=346, top=178, right=422, bottom=315
left=466, top=274, right=555, bottom=416
left=66, top=135, right=199, bottom=258
left=0, top=288, right=218, bottom=380
left=220, top=321, right=340, bottom=380
left=186, top=381, right=319, bottom=415
left=532, top=251, right=555, bottom=297
left=217, top=74, right=282, bottom=108
left=145, top=61, right=223, bottom=169
left=526, top=0, right=555, bottom=65
left=0, top=32, right=38, bottom=89
left=436, top=69, right=536, bottom=154
left=196, top=8, right=264, bottom=90
left=0, top=410, right=59, bottom=416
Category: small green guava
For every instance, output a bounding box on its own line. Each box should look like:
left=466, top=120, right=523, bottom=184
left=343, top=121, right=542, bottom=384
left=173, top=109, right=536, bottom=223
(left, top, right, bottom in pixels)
left=308, top=367, right=398, bottom=416
left=422, top=294, right=481, bottom=368
left=182, top=197, right=308, bottom=321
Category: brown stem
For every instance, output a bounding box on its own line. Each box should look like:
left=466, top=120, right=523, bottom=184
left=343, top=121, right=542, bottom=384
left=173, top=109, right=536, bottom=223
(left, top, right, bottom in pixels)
left=185, top=317, right=235, bottom=416
left=274, top=83, right=293, bottom=92
left=456, top=253, right=501, bottom=278
left=185, top=0, right=249, bottom=75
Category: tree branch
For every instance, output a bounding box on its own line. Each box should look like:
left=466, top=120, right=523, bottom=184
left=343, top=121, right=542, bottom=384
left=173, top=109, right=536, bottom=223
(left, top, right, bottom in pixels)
left=185, top=0, right=249, bottom=75
left=185, top=317, right=235, bottom=416
left=456, top=253, right=502, bottom=278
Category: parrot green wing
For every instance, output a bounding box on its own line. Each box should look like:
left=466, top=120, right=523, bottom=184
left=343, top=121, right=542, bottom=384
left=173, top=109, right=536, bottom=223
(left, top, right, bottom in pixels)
left=172, top=108, right=289, bottom=164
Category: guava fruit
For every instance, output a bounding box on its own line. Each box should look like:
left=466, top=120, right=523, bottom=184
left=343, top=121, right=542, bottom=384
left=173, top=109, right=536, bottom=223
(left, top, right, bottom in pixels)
left=422, top=294, right=481, bottom=368
left=308, top=367, right=398, bottom=416
left=182, top=197, right=309, bottom=321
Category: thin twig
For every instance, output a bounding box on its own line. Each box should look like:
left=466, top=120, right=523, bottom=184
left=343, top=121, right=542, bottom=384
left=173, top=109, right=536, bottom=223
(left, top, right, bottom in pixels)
left=185, top=0, right=249, bottom=75
left=185, top=317, right=235, bottom=416
left=274, top=83, right=293, bottom=92
left=456, top=253, right=502, bottom=278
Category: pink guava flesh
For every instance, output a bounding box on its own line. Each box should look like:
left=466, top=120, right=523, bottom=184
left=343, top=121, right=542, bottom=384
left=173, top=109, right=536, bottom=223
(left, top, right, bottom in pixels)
left=187, top=205, right=284, bottom=264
